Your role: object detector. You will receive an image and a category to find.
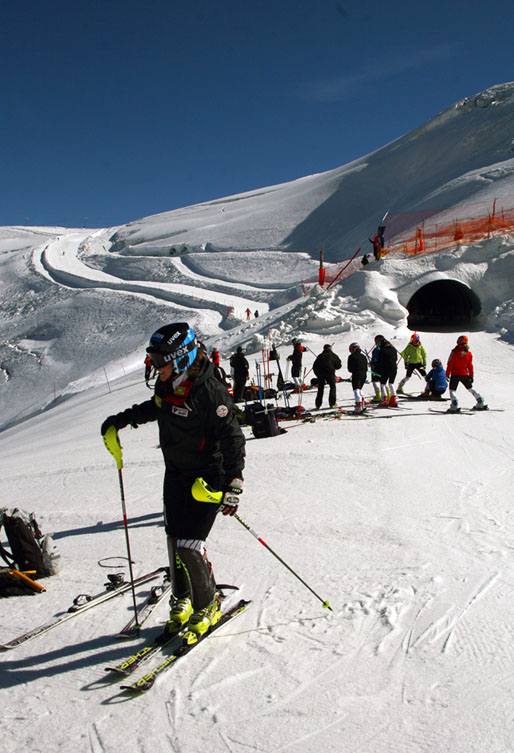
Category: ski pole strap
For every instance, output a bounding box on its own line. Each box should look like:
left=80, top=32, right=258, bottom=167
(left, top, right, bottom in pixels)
left=103, top=426, right=123, bottom=470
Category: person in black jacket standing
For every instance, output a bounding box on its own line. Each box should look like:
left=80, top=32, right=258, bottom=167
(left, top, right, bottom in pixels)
left=347, top=342, right=368, bottom=412
left=313, top=344, right=342, bottom=409
left=101, top=323, right=245, bottom=644
left=287, top=339, right=306, bottom=389
left=373, top=334, right=399, bottom=407
left=230, top=346, right=250, bottom=402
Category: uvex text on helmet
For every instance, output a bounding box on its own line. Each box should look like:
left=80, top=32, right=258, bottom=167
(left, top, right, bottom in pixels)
left=146, top=323, right=198, bottom=373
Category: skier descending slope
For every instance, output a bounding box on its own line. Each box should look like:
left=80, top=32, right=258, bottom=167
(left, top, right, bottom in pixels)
left=101, top=323, right=245, bottom=644
left=445, top=335, right=488, bottom=413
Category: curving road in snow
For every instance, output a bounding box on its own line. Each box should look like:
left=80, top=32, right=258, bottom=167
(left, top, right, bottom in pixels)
left=35, top=232, right=273, bottom=319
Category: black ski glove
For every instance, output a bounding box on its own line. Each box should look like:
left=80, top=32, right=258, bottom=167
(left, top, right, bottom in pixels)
left=100, top=410, right=138, bottom=436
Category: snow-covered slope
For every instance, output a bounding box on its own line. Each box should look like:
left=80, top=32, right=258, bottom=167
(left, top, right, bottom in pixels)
left=1, top=329, right=513, bottom=753
left=107, top=82, right=514, bottom=259
left=1, top=82, right=514, bottom=753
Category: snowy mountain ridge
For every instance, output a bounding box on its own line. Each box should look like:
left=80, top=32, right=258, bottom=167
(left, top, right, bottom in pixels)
left=106, top=81, right=514, bottom=260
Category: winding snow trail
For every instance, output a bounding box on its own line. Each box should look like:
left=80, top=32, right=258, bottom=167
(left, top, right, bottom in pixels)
left=36, top=232, right=268, bottom=317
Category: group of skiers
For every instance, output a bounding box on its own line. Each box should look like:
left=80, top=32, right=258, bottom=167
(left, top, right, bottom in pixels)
left=145, top=333, right=487, bottom=416
left=348, top=332, right=487, bottom=414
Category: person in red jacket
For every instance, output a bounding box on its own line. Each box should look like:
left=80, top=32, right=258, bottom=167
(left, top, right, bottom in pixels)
left=144, top=353, right=153, bottom=384
left=446, top=335, right=487, bottom=413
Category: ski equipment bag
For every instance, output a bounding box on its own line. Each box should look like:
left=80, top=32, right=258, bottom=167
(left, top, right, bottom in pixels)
left=251, top=404, right=281, bottom=439
left=0, top=508, right=60, bottom=578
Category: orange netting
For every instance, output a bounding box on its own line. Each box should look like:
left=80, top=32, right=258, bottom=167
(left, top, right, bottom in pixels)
left=382, top=198, right=514, bottom=256
left=300, top=198, right=514, bottom=295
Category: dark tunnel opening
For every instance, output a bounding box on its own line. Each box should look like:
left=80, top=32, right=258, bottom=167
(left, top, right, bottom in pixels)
left=407, top=280, right=481, bottom=332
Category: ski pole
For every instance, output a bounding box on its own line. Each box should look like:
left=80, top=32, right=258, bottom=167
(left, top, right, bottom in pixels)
left=103, top=427, right=140, bottom=630
left=191, top=478, right=332, bottom=611
left=233, top=513, right=332, bottom=611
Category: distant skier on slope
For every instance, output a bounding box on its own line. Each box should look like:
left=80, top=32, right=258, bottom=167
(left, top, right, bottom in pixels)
left=287, top=339, right=306, bottom=389
left=144, top=354, right=153, bottom=384
left=445, top=335, right=487, bottom=412
left=230, top=346, right=250, bottom=402
left=101, top=323, right=246, bottom=644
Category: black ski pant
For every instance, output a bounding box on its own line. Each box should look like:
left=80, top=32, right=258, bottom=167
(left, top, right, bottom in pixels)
left=315, top=375, right=337, bottom=408
left=163, top=468, right=221, bottom=610
left=233, top=376, right=247, bottom=402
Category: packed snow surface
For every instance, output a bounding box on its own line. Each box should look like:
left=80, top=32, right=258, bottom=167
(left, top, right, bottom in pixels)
left=0, top=83, right=513, bottom=753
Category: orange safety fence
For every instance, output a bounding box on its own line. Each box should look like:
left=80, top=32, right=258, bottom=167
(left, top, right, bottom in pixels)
left=301, top=247, right=363, bottom=295
left=382, top=198, right=514, bottom=257
left=301, top=198, right=514, bottom=295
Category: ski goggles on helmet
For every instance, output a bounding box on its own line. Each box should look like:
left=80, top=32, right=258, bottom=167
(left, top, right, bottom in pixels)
left=146, top=350, right=174, bottom=369
left=147, top=340, right=198, bottom=373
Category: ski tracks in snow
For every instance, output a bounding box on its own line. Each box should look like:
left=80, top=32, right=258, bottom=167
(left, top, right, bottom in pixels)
left=403, top=571, right=500, bottom=655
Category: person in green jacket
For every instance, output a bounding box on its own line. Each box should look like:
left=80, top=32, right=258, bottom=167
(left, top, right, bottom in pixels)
left=397, top=333, right=427, bottom=394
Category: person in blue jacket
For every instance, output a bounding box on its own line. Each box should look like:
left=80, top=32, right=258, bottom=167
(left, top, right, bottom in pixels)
left=420, top=359, right=448, bottom=399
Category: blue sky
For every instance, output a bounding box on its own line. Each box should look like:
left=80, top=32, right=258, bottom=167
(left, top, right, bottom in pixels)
left=1, top=0, right=513, bottom=228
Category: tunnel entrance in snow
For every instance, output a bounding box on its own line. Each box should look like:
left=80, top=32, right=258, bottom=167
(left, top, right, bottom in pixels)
left=406, top=280, right=481, bottom=331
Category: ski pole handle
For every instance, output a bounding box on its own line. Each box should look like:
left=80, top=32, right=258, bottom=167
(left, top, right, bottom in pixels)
left=9, top=569, right=46, bottom=593
left=103, top=426, right=123, bottom=470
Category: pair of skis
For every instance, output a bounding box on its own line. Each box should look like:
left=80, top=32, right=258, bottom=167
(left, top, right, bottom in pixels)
left=0, top=567, right=168, bottom=650
left=106, top=597, right=252, bottom=693
left=1, top=567, right=250, bottom=695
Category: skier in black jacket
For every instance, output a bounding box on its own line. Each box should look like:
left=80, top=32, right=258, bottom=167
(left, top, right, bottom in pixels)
left=347, top=342, right=368, bottom=412
left=373, top=334, right=398, bottom=407
left=230, top=346, right=250, bottom=402
left=313, top=344, right=342, bottom=408
left=101, top=323, right=245, bottom=644
left=287, top=339, right=306, bottom=389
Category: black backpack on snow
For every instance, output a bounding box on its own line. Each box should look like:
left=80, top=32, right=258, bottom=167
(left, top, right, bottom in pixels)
left=0, top=508, right=58, bottom=578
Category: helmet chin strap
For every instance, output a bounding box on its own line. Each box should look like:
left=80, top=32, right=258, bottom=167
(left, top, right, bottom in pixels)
left=172, top=371, right=189, bottom=390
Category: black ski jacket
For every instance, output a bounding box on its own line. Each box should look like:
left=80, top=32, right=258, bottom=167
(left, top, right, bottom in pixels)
left=375, top=341, right=398, bottom=379
left=230, top=352, right=249, bottom=378
left=288, top=344, right=305, bottom=375
left=107, top=360, right=245, bottom=484
left=347, top=351, right=368, bottom=378
left=313, top=350, right=342, bottom=379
